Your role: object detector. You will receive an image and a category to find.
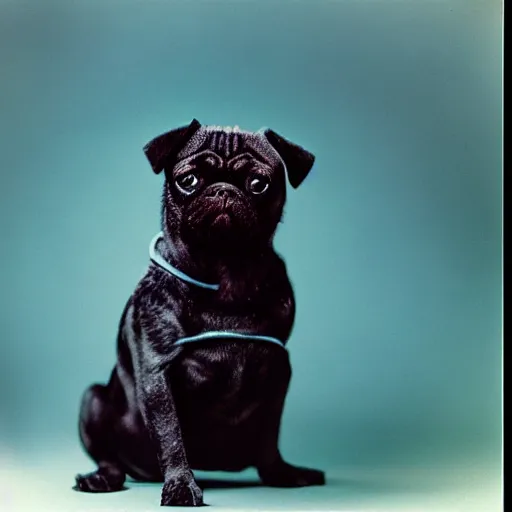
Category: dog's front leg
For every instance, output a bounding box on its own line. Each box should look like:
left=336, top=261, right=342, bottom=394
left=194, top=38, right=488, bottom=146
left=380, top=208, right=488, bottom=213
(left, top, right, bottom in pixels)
left=134, top=347, right=203, bottom=507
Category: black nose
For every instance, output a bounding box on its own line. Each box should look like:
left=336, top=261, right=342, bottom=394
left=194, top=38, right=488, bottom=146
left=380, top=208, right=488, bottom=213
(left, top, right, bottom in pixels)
left=207, top=186, right=236, bottom=199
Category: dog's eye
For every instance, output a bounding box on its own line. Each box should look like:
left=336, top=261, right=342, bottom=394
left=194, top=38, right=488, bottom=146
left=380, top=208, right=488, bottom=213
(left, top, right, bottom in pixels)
left=248, top=177, right=270, bottom=195
left=176, top=174, right=199, bottom=194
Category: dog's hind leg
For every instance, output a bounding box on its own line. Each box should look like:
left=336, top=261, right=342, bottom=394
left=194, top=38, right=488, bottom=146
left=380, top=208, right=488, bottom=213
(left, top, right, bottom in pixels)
left=75, top=371, right=127, bottom=493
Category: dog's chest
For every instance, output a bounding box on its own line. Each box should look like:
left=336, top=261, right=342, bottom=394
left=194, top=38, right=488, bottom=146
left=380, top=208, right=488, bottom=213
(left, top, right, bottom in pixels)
left=170, top=341, right=288, bottom=428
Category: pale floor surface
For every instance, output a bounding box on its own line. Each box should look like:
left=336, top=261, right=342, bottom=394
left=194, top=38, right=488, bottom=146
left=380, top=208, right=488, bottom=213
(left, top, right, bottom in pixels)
left=0, top=449, right=502, bottom=512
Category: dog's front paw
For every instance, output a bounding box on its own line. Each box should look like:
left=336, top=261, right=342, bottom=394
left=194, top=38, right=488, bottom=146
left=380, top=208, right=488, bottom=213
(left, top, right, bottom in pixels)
left=161, top=471, right=204, bottom=507
left=258, top=461, right=326, bottom=488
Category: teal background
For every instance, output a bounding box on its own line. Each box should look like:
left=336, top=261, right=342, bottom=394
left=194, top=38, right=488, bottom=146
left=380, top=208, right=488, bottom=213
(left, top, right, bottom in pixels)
left=0, top=0, right=502, bottom=488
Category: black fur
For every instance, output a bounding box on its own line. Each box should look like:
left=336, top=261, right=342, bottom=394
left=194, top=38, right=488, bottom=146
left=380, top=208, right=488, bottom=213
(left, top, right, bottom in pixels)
left=75, top=121, right=324, bottom=506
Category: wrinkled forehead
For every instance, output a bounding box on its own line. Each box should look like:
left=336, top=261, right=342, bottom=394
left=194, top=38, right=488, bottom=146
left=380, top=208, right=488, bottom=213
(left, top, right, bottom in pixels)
left=176, top=125, right=282, bottom=168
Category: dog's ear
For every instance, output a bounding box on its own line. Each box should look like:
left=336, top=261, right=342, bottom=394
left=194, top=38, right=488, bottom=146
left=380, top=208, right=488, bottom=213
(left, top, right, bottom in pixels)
left=143, top=119, right=202, bottom=174
left=263, top=129, right=315, bottom=188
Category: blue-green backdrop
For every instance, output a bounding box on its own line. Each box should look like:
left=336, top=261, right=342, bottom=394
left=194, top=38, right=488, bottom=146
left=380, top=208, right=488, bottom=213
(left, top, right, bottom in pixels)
left=0, top=0, right=502, bottom=473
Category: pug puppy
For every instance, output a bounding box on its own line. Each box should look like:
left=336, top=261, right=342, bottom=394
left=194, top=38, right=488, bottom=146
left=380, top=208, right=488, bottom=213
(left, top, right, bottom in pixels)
left=75, top=120, right=325, bottom=506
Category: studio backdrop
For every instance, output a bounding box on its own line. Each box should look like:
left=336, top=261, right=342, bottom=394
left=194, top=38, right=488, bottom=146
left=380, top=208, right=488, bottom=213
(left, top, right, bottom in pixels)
left=0, top=0, right=502, bottom=498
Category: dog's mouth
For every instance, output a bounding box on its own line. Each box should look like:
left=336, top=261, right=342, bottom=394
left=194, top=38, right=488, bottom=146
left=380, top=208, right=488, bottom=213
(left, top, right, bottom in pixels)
left=211, top=212, right=232, bottom=227
left=207, top=194, right=238, bottom=210
left=182, top=192, right=260, bottom=244
left=190, top=196, right=248, bottom=225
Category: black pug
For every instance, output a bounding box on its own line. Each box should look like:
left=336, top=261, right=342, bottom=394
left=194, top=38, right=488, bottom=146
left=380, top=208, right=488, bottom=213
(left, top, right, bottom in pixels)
left=75, top=119, right=325, bottom=507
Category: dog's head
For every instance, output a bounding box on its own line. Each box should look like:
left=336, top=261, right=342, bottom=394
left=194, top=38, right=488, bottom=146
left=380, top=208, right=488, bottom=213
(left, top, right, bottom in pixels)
left=144, top=119, right=315, bottom=253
